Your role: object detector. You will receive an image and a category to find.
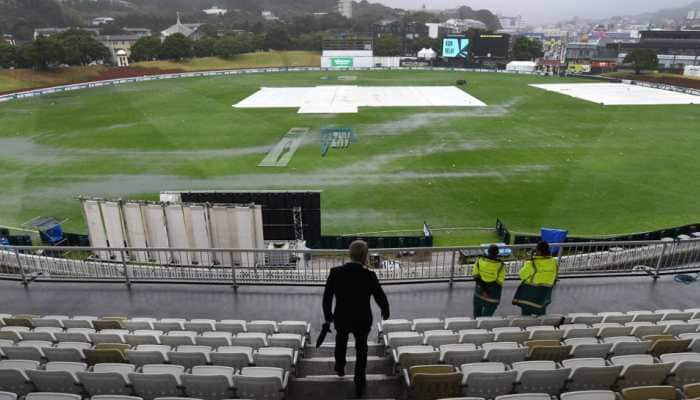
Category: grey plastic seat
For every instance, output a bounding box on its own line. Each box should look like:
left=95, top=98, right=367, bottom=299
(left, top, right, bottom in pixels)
left=44, top=342, right=91, bottom=362
left=232, top=366, right=288, bottom=400
left=214, top=320, right=246, bottom=335
left=392, top=345, right=439, bottom=370
left=92, top=396, right=144, bottom=400
left=2, top=340, right=50, bottom=361
left=444, top=317, right=478, bottom=331
left=459, top=330, right=495, bottom=346
left=384, top=331, right=422, bottom=349
left=62, top=318, right=95, bottom=329
left=0, top=359, right=40, bottom=396
left=412, top=318, right=444, bottom=333
left=567, top=340, right=612, bottom=359
left=562, top=326, right=598, bottom=339
left=527, top=326, right=564, bottom=341
left=210, top=346, right=253, bottom=369
left=493, top=328, right=530, bottom=344
left=168, top=345, right=211, bottom=369
left=21, top=328, right=60, bottom=342
left=0, top=392, right=16, bottom=400
left=563, top=358, right=623, bottom=391
left=25, top=394, right=81, bottom=400
left=231, top=332, right=267, bottom=350
left=247, top=321, right=277, bottom=335
left=423, top=330, right=460, bottom=347
left=93, top=363, right=137, bottom=383
left=477, top=318, right=510, bottom=330
left=461, top=362, right=516, bottom=398
left=125, top=321, right=154, bottom=331
left=195, top=332, right=232, bottom=349
left=268, top=333, right=304, bottom=350
left=129, top=371, right=182, bottom=400
left=125, top=333, right=161, bottom=347
left=28, top=361, right=86, bottom=394
left=126, top=346, right=169, bottom=367
left=512, top=361, right=569, bottom=395
left=152, top=322, right=183, bottom=333
left=77, top=371, right=131, bottom=396
left=254, top=347, right=297, bottom=371
left=55, top=331, right=92, bottom=343
left=630, top=324, right=665, bottom=338
left=90, top=333, right=125, bottom=345
left=439, top=344, right=484, bottom=365
left=611, top=355, right=674, bottom=389
left=560, top=390, right=616, bottom=400
left=483, top=342, right=528, bottom=365
left=278, top=321, right=310, bottom=336
left=568, top=314, right=603, bottom=325
left=379, top=319, right=412, bottom=335
left=660, top=352, right=700, bottom=387
left=495, top=394, right=550, bottom=400
left=600, top=312, right=634, bottom=324
left=183, top=365, right=235, bottom=400
left=509, top=317, right=541, bottom=329
left=184, top=320, right=216, bottom=334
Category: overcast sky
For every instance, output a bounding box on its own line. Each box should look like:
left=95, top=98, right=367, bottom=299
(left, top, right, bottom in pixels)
left=375, top=0, right=694, bottom=24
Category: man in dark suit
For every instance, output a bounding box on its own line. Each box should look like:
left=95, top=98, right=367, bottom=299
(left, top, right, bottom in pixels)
left=323, top=240, right=390, bottom=397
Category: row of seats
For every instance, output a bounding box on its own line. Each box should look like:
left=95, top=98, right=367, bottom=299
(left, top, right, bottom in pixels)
left=379, top=312, right=700, bottom=335
left=0, top=360, right=287, bottom=400
left=0, top=317, right=310, bottom=336
left=0, top=328, right=305, bottom=350
left=399, top=354, right=700, bottom=398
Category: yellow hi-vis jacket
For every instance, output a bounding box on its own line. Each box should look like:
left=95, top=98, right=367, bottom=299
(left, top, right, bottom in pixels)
left=472, top=257, right=506, bottom=285
left=519, top=256, right=558, bottom=286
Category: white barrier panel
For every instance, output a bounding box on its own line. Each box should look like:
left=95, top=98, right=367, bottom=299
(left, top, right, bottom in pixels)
left=210, top=206, right=234, bottom=266
left=101, top=201, right=126, bottom=261
left=82, top=200, right=109, bottom=260
left=165, top=204, right=191, bottom=265
left=144, top=205, right=170, bottom=262
left=122, top=203, right=149, bottom=262
left=231, top=207, right=254, bottom=266
left=184, top=205, right=211, bottom=265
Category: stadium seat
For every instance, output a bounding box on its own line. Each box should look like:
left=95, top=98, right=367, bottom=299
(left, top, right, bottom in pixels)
left=247, top=320, right=277, bottom=335
left=385, top=331, right=423, bottom=349
left=439, top=344, right=484, bottom=365
left=152, top=321, right=183, bottom=333
left=611, top=355, right=674, bottom=389
left=125, top=320, right=154, bottom=332
left=393, top=345, right=440, bottom=370
left=649, top=338, right=691, bottom=357
left=459, top=329, right=495, bottom=346
left=423, top=330, right=460, bottom=347
left=493, top=328, right=529, bottom=344
left=509, top=317, right=540, bottom=330
left=210, top=346, right=253, bottom=369
left=195, top=332, right=232, bottom=349
left=412, top=318, right=444, bottom=333
left=621, top=385, right=677, bottom=400
left=483, top=342, right=528, bottom=364
left=62, top=317, right=95, bottom=330
left=511, top=361, right=569, bottom=395
left=130, top=364, right=184, bottom=400
left=527, top=344, right=571, bottom=362
left=0, top=359, right=40, bottom=396
left=232, top=367, right=288, bottom=400
left=379, top=319, right=412, bottom=335
left=253, top=347, right=296, bottom=371
left=55, top=329, right=93, bottom=343
left=214, top=320, right=246, bottom=334
left=460, top=362, right=516, bottom=398
left=30, top=361, right=86, bottom=394
left=231, top=332, right=267, bottom=349
left=94, top=320, right=124, bottom=331
left=24, top=393, right=81, bottom=400
left=565, top=338, right=611, bottom=359
left=660, top=352, right=700, bottom=387
left=563, top=358, right=623, bottom=391
left=268, top=333, right=304, bottom=350
left=444, top=317, right=477, bottom=331
left=0, top=392, right=16, bottom=400
left=77, top=368, right=133, bottom=396
left=92, top=396, right=143, bottom=400
left=567, top=314, right=603, bottom=325
left=599, top=312, right=634, bottom=324
left=125, top=331, right=162, bottom=347
left=526, top=326, right=563, bottom=341
left=495, top=394, right=550, bottom=400
left=278, top=321, right=310, bottom=336
left=605, top=337, right=652, bottom=356
left=127, top=345, right=170, bottom=367
left=477, top=317, right=510, bottom=330
left=3, top=340, right=50, bottom=361
left=182, top=365, right=235, bottom=400
left=184, top=320, right=216, bottom=334
left=560, top=390, right=616, bottom=400
left=402, top=365, right=462, bottom=400
left=561, top=325, right=597, bottom=340
left=685, top=382, right=700, bottom=398
left=21, top=327, right=62, bottom=342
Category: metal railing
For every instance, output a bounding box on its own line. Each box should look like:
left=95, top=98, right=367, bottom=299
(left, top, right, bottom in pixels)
left=2, top=238, right=700, bottom=287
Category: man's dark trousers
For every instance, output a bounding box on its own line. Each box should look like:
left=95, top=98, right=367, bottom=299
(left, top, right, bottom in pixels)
left=334, top=328, right=370, bottom=385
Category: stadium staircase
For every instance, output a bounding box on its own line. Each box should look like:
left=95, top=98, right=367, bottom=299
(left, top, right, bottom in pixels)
left=1, top=309, right=700, bottom=399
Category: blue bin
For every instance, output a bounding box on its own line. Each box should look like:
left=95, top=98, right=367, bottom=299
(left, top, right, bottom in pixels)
left=540, top=228, right=568, bottom=255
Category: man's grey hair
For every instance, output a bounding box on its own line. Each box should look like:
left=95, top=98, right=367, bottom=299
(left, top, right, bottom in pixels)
left=349, top=240, right=369, bottom=264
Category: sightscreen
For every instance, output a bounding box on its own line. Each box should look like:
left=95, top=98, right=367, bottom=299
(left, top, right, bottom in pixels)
left=442, top=37, right=470, bottom=58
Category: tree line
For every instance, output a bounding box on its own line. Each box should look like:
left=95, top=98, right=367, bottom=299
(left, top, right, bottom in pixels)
left=0, top=29, right=109, bottom=69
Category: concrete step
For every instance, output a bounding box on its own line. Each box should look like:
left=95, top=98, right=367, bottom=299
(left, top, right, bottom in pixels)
left=297, top=355, right=394, bottom=377
left=303, top=342, right=386, bottom=358
left=288, top=374, right=402, bottom=400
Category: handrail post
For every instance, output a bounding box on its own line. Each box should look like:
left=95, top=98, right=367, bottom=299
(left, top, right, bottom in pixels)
left=449, top=250, right=457, bottom=287
left=231, top=250, right=238, bottom=290
left=654, top=242, right=668, bottom=281
left=14, top=248, right=28, bottom=287
left=121, top=250, right=131, bottom=288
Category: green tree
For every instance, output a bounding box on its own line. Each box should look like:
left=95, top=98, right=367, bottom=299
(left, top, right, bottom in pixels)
left=0, top=42, right=17, bottom=68
left=130, top=36, right=162, bottom=61
left=373, top=35, right=402, bottom=56
left=293, top=32, right=324, bottom=51
left=623, top=48, right=658, bottom=74
left=194, top=36, right=217, bottom=57
left=263, top=26, right=291, bottom=50
left=19, top=36, right=64, bottom=69
left=160, top=33, right=194, bottom=61
left=214, top=35, right=244, bottom=59
left=57, top=29, right=110, bottom=65
left=198, top=24, right=219, bottom=38
left=512, top=37, right=543, bottom=60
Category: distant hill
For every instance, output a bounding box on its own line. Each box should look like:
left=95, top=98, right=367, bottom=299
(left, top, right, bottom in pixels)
left=626, top=1, right=700, bottom=25
left=1, top=0, right=501, bottom=40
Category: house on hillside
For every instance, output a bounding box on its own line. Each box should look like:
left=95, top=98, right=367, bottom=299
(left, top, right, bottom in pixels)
left=203, top=6, right=227, bottom=16
left=97, top=34, right=143, bottom=66
left=160, top=13, right=204, bottom=41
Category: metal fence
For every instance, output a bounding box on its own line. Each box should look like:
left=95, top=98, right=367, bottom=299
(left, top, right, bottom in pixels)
left=2, top=238, right=700, bottom=287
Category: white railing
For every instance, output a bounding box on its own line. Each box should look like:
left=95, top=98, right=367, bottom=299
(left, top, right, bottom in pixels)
left=1, top=239, right=699, bottom=287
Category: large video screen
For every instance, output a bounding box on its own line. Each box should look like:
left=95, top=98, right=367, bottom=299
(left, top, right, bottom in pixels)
left=442, top=37, right=470, bottom=58
left=472, top=34, right=510, bottom=59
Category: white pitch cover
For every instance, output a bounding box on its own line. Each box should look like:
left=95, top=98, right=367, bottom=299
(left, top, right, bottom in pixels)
left=209, top=206, right=233, bottom=266
left=165, top=204, right=191, bottom=265
left=101, top=201, right=126, bottom=261
left=82, top=200, right=109, bottom=259
left=122, top=202, right=149, bottom=262
left=184, top=205, right=212, bottom=265
left=144, top=204, right=170, bottom=263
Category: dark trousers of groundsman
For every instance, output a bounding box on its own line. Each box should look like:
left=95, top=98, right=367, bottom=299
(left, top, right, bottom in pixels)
left=334, top=328, right=370, bottom=384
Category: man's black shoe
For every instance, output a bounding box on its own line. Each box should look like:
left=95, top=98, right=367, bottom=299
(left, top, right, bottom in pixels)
left=334, top=364, right=345, bottom=377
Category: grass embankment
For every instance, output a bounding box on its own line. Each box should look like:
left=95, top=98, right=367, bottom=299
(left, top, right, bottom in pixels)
left=0, top=51, right=320, bottom=93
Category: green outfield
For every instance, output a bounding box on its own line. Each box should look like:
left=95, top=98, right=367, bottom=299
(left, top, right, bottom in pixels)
left=1, top=69, right=699, bottom=245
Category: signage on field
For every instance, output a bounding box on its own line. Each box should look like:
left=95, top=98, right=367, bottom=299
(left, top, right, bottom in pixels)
left=331, top=57, right=354, bottom=67
left=443, top=37, right=470, bottom=58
